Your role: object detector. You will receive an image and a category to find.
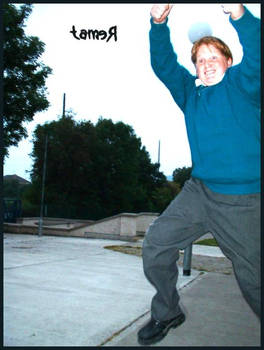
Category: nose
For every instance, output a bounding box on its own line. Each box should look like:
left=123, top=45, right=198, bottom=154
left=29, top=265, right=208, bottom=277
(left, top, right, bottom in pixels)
left=204, top=59, right=213, bottom=68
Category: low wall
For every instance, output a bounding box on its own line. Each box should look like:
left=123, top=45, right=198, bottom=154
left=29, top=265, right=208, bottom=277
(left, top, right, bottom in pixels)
left=17, top=217, right=94, bottom=227
left=3, top=212, right=159, bottom=241
left=82, top=212, right=158, bottom=237
left=3, top=223, right=88, bottom=238
left=136, top=213, right=158, bottom=236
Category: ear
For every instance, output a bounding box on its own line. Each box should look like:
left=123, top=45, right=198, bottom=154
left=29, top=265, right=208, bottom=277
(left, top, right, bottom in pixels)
left=227, top=58, right=232, bottom=67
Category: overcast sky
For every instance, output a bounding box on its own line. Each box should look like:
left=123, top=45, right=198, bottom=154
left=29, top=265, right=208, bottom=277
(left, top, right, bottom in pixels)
left=3, top=3, right=261, bottom=181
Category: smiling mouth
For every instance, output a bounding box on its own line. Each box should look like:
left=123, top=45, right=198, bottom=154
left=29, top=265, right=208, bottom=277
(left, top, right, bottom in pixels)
left=205, top=70, right=216, bottom=77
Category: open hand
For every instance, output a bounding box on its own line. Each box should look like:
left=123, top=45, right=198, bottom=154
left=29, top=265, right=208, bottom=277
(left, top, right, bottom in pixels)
left=221, top=4, right=245, bottom=20
left=150, top=4, right=173, bottom=23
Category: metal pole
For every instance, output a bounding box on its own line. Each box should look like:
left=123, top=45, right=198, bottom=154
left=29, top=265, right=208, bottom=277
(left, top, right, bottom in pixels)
left=62, top=93, right=66, bottom=117
left=183, top=244, right=193, bottom=276
left=38, top=134, right=48, bottom=236
left=158, top=140, right=160, bottom=166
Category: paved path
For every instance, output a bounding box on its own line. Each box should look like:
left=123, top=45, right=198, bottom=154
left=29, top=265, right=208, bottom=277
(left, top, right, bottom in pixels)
left=3, top=234, right=198, bottom=346
left=106, top=272, right=260, bottom=346
left=3, top=233, right=260, bottom=347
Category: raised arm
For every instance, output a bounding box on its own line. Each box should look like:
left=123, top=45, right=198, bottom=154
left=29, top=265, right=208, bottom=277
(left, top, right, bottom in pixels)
left=149, top=4, right=195, bottom=112
left=222, top=4, right=260, bottom=106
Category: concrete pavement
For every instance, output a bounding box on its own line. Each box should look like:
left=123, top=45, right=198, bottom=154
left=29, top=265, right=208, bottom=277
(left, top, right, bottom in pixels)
left=106, top=272, right=260, bottom=347
left=3, top=233, right=260, bottom=347
left=3, top=233, right=199, bottom=346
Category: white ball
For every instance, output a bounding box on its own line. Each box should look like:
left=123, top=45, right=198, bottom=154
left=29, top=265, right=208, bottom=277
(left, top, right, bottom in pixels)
left=188, top=22, right=213, bottom=43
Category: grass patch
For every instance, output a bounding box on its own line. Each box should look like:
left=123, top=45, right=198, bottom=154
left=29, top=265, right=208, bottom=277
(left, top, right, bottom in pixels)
left=104, top=245, right=142, bottom=256
left=194, top=238, right=218, bottom=246
left=104, top=238, right=219, bottom=258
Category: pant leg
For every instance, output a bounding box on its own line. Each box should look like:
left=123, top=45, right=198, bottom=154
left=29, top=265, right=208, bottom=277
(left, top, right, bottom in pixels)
left=201, top=183, right=261, bottom=318
left=142, top=178, right=208, bottom=321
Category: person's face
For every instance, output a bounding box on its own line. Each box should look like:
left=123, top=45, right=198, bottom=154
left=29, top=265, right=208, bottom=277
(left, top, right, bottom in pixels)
left=195, top=44, right=232, bottom=86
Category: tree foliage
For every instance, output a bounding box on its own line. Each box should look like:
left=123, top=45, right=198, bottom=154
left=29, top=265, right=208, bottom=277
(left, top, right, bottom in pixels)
left=3, top=177, right=35, bottom=217
left=3, top=178, right=29, bottom=199
left=152, top=181, right=181, bottom=212
left=3, top=3, right=52, bottom=156
left=29, top=115, right=169, bottom=220
left=172, top=166, right=192, bottom=188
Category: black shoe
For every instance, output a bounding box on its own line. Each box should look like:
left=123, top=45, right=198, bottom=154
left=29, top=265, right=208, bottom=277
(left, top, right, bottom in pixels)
left=137, top=312, right=185, bottom=345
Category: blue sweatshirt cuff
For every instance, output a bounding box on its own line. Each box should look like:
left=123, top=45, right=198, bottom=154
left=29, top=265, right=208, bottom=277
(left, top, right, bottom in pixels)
left=150, top=16, right=169, bottom=29
left=229, top=6, right=254, bottom=27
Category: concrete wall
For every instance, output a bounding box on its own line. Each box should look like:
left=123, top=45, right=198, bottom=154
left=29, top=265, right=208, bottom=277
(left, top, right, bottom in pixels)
left=18, top=217, right=94, bottom=227
left=84, top=215, right=121, bottom=235
left=3, top=223, right=88, bottom=238
left=3, top=212, right=159, bottom=241
left=136, top=213, right=158, bottom=235
left=17, top=218, right=38, bottom=226
left=83, top=212, right=158, bottom=237
left=120, top=215, right=137, bottom=237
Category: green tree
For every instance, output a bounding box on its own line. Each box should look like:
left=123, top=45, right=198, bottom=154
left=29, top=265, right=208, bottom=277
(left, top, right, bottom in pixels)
left=172, top=166, right=192, bottom=189
left=3, top=177, right=35, bottom=218
left=30, top=113, right=100, bottom=218
left=152, top=181, right=181, bottom=213
left=3, top=3, right=52, bottom=156
left=94, top=118, right=167, bottom=217
left=29, top=116, right=167, bottom=220
left=3, top=178, right=29, bottom=199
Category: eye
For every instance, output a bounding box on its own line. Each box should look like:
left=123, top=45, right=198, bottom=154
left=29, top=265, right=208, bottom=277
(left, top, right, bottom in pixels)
left=211, top=56, right=218, bottom=60
left=198, top=58, right=205, bottom=64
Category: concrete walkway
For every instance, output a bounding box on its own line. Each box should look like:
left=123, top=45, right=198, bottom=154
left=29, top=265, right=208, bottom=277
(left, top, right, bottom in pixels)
left=3, top=234, right=260, bottom=347
left=106, top=272, right=260, bottom=347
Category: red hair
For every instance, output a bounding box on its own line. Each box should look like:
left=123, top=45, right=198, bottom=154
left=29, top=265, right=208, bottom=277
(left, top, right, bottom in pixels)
left=191, top=36, right=233, bottom=64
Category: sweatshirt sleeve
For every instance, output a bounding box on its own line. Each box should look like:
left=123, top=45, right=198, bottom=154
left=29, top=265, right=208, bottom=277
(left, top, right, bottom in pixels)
left=149, top=17, right=195, bottom=112
left=229, top=6, right=260, bottom=107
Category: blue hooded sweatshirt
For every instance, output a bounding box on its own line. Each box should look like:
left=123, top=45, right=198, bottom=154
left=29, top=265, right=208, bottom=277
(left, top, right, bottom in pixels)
left=149, top=7, right=260, bottom=194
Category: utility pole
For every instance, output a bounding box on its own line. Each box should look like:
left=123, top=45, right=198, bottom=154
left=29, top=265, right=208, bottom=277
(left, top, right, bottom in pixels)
left=62, top=93, right=66, bottom=117
left=38, top=134, right=48, bottom=236
left=158, top=140, right=160, bottom=167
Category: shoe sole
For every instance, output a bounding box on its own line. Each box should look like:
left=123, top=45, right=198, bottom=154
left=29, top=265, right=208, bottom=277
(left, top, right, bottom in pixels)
left=137, top=313, right=186, bottom=346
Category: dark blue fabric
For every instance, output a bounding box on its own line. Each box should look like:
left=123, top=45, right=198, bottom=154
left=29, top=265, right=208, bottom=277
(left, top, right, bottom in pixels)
left=149, top=7, right=260, bottom=194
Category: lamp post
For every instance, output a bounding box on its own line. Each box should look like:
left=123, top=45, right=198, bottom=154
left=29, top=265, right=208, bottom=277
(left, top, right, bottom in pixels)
left=38, top=134, right=48, bottom=236
left=62, top=93, right=66, bottom=117
left=158, top=140, right=160, bottom=168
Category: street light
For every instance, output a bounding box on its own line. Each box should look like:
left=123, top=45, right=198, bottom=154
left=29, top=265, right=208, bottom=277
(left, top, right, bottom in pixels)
left=38, top=134, right=48, bottom=236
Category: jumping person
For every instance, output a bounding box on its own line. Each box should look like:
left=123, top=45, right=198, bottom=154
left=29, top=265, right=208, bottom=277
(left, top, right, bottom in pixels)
left=138, top=4, right=260, bottom=346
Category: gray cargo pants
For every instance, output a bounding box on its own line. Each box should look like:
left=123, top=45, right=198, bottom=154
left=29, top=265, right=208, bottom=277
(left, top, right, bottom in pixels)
left=143, top=177, right=260, bottom=320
